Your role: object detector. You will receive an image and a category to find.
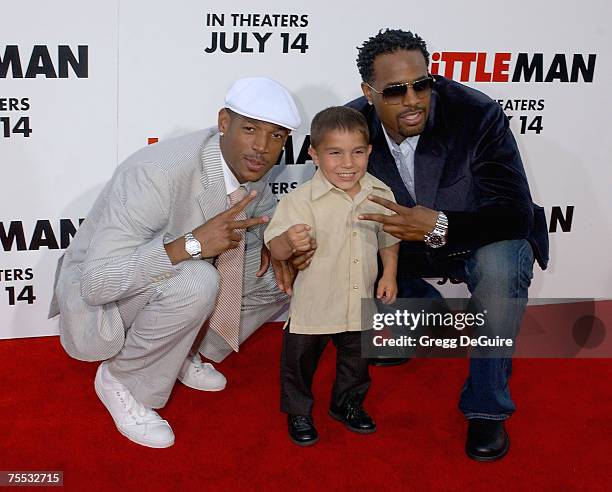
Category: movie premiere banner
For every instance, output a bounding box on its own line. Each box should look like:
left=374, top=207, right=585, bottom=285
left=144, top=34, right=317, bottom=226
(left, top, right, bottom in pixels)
left=1, top=0, right=611, bottom=339
left=1, top=1, right=119, bottom=338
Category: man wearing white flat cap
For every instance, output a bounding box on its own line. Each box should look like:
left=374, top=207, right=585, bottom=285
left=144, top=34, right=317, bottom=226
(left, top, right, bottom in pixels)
left=49, top=77, right=301, bottom=448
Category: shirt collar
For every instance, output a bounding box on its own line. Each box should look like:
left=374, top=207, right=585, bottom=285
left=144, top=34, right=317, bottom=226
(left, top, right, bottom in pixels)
left=310, top=169, right=387, bottom=201
left=381, top=124, right=420, bottom=156
left=220, top=150, right=243, bottom=195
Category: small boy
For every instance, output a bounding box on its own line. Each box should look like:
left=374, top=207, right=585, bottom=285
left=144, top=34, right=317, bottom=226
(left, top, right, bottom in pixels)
left=264, top=106, right=400, bottom=446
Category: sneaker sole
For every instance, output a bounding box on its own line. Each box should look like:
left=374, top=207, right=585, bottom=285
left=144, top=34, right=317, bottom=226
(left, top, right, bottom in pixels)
left=94, top=377, right=175, bottom=449
left=177, top=376, right=226, bottom=392
left=328, top=409, right=377, bottom=434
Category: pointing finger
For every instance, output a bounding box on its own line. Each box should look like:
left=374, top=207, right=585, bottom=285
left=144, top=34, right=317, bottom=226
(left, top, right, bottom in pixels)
left=358, top=213, right=389, bottom=224
left=367, top=194, right=405, bottom=214
left=229, top=215, right=269, bottom=230
left=224, top=190, right=257, bottom=217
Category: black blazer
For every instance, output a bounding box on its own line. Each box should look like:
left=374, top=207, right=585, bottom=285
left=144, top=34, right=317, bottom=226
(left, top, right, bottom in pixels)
left=347, top=76, right=549, bottom=275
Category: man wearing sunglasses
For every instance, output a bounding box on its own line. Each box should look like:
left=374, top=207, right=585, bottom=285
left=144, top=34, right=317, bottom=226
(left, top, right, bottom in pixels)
left=346, top=29, right=549, bottom=461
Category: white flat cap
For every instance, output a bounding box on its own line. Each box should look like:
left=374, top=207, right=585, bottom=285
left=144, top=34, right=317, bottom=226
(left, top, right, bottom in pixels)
left=224, top=77, right=301, bottom=131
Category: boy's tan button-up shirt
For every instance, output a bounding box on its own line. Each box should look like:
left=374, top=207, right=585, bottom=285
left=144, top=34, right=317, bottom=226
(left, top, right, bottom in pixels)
left=264, top=170, right=400, bottom=334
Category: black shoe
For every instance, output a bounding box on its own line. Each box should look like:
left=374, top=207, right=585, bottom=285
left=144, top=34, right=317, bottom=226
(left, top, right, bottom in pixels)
left=329, top=399, right=376, bottom=434
left=287, top=414, right=319, bottom=446
left=465, top=419, right=510, bottom=462
left=369, top=357, right=411, bottom=367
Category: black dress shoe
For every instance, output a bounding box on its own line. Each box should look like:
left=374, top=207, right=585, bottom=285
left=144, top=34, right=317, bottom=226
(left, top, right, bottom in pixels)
left=288, top=414, right=319, bottom=446
left=465, top=418, right=510, bottom=462
left=329, top=399, right=376, bottom=434
left=369, top=357, right=411, bottom=367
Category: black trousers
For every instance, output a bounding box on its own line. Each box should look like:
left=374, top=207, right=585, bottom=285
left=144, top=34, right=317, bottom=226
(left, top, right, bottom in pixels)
left=280, top=325, right=371, bottom=416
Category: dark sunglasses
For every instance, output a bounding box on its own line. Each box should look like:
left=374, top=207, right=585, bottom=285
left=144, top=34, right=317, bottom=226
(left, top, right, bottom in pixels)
left=365, top=75, right=434, bottom=105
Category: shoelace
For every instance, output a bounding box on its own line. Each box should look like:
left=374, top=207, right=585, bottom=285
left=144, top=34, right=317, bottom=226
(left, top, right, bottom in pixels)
left=292, top=415, right=313, bottom=430
left=192, top=357, right=204, bottom=373
left=345, top=401, right=369, bottom=420
left=191, top=358, right=216, bottom=377
left=115, top=388, right=156, bottom=424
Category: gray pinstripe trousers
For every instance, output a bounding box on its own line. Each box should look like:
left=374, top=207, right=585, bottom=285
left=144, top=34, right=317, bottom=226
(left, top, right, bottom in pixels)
left=108, top=240, right=287, bottom=409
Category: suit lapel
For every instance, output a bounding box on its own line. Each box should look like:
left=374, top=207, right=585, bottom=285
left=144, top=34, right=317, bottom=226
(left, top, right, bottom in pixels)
left=245, top=176, right=268, bottom=218
left=198, top=133, right=227, bottom=221
left=367, top=111, right=416, bottom=207
left=414, top=89, right=447, bottom=208
left=414, top=134, right=446, bottom=208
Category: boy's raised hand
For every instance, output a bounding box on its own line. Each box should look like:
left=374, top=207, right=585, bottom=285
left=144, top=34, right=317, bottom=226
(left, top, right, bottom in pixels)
left=286, top=224, right=312, bottom=253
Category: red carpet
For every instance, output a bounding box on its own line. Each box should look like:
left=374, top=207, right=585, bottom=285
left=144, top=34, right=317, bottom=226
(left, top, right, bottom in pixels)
left=1, top=315, right=611, bottom=491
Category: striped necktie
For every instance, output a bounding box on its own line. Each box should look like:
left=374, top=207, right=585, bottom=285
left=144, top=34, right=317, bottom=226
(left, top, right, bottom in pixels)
left=393, top=149, right=416, bottom=201
left=208, top=186, right=247, bottom=352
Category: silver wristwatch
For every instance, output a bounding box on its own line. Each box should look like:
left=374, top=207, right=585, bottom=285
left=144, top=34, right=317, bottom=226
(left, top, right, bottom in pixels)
left=424, top=211, right=448, bottom=249
left=184, top=232, right=202, bottom=260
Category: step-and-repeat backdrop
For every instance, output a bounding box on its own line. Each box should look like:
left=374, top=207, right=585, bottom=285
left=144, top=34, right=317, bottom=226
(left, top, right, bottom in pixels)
left=2, top=0, right=611, bottom=339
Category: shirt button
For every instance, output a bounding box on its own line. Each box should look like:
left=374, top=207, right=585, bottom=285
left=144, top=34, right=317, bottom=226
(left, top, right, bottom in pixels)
left=353, top=258, right=359, bottom=263
left=352, top=284, right=359, bottom=290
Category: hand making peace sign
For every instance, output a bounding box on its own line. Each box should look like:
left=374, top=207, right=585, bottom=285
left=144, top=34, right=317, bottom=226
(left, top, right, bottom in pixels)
left=358, top=194, right=439, bottom=242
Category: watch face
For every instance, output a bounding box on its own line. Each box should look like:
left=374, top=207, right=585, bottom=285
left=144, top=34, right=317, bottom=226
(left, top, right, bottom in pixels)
left=185, top=238, right=201, bottom=256
left=425, top=233, right=446, bottom=249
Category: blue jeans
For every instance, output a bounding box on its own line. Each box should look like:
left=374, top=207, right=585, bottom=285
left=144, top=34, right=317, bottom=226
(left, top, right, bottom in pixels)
left=397, top=239, right=534, bottom=420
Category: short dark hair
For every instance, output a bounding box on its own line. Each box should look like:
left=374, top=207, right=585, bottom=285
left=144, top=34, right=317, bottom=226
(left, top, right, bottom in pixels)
left=356, top=29, right=430, bottom=82
left=310, top=106, right=369, bottom=148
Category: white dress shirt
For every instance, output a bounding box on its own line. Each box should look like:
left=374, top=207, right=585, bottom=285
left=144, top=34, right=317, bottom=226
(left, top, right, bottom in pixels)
left=381, top=124, right=420, bottom=201
left=220, top=152, right=242, bottom=196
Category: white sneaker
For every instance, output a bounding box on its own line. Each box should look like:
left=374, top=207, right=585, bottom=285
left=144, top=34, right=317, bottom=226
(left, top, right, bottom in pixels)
left=177, top=353, right=227, bottom=391
left=94, top=362, right=175, bottom=448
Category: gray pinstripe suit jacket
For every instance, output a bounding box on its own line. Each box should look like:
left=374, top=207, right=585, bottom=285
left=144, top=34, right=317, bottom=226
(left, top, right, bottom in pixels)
left=49, top=128, right=278, bottom=361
